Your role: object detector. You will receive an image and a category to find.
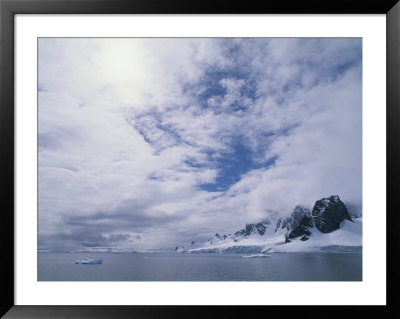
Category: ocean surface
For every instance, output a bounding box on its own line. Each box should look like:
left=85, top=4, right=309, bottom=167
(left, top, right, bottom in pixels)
left=38, top=252, right=361, bottom=281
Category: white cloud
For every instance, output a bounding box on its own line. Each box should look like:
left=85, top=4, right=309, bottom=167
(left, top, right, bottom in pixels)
left=38, top=38, right=362, bottom=250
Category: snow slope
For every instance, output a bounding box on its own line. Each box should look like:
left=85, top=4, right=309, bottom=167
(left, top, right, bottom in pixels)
left=184, top=218, right=361, bottom=254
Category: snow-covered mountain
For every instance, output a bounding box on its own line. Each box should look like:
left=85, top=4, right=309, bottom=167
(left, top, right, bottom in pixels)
left=175, top=195, right=362, bottom=253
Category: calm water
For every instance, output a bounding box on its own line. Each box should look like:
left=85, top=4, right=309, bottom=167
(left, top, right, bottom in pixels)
left=38, top=252, right=362, bottom=281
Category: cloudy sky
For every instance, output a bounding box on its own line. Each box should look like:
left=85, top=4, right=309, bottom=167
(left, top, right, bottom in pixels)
left=38, top=38, right=362, bottom=251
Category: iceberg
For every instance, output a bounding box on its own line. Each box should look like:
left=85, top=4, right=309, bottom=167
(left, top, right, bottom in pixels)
left=241, top=254, right=271, bottom=258
left=74, top=258, right=102, bottom=264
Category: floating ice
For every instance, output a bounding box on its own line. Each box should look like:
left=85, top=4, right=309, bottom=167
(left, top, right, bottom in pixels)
left=74, top=258, right=102, bottom=264
left=241, top=254, right=271, bottom=258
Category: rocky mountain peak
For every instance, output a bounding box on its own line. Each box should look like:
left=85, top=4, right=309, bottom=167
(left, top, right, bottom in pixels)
left=174, top=195, right=356, bottom=253
left=312, top=195, right=352, bottom=233
left=276, top=205, right=313, bottom=239
left=174, top=244, right=187, bottom=253
left=234, top=219, right=271, bottom=237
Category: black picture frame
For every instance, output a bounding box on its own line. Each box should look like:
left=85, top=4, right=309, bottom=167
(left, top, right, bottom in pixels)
left=1, top=0, right=399, bottom=318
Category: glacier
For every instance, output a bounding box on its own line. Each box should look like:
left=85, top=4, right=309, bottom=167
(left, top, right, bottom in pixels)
left=180, top=218, right=361, bottom=254
left=174, top=196, right=362, bottom=254
left=74, top=258, right=103, bottom=264
left=241, top=254, right=272, bottom=258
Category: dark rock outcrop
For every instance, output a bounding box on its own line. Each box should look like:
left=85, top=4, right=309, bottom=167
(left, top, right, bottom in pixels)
left=234, top=219, right=270, bottom=237
left=287, top=215, right=313, bottom=239
left=174, top=244, right=187, bottom=252
left=277, top=206, right=313, bottom=239
left=312, top=195, right=352, bottom=233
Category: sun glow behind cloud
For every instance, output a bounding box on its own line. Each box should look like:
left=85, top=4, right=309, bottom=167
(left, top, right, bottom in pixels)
left=38, top=38, right=362, bottom=251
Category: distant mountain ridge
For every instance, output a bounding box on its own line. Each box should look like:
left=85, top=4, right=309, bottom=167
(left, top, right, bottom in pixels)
left=175, top=195, right=361, bottom=253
